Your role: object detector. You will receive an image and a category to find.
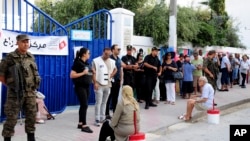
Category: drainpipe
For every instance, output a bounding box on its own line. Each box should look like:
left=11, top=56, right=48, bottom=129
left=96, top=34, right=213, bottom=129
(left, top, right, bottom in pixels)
left=169, top=0, right=177, bottom=53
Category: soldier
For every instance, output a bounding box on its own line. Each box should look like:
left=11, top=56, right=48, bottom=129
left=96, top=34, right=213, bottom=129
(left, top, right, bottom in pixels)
left=203, top=50, right=220, bottom=106
left=0, top=34, right=41, bottom=141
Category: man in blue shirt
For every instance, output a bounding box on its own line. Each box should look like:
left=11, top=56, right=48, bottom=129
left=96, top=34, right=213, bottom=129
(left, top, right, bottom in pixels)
left=105, top=44, right=123, bottom=119
left=182, top=55, right=196, bottom=99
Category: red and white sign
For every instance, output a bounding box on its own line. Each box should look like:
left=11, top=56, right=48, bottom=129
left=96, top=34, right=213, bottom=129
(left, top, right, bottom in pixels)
left=0, top=30, right=68, bottom=55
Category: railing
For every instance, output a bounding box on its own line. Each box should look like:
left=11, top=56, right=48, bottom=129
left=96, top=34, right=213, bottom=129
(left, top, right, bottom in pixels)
left=2, top=0, right=67, bottom=35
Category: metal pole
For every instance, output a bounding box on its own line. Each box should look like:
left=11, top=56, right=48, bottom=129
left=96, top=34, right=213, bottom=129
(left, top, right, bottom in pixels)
left=169, top=0, right=177, bottom=52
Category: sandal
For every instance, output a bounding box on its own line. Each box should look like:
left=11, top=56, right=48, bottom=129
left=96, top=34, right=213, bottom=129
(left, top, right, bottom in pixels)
left=178, top=113, right=186, bottom=119
left=171, top=102, right=175, bottom=105
left=164, top=101, right=170, bottom=104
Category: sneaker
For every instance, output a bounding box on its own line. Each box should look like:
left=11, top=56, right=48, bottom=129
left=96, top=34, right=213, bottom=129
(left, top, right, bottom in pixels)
left=36, top=119, right=45, bottom=124
left=81, top=126, right=93, bottom=133
left=149, top=103, right=157, bottom=107
left=94, top=120, right=100, bottom=127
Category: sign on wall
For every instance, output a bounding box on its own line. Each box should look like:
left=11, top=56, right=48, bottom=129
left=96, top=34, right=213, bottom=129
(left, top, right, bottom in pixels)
left=0, top=30, right=68, bottom=55
left=71, top=30, right=92, bottom=41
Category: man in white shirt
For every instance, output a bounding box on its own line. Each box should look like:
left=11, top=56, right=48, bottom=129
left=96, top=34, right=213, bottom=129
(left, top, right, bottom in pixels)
left=92, top=48, right=117, bottom=126
left=178, top=76, right=214, bottom=121
left=220, top=53, right=231, bottom=91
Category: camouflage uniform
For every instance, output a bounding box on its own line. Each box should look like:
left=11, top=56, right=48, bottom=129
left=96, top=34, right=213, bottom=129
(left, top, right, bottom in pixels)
left=0, top=49, right=40, bottom=138
left=203, top=58, right=219, bottom=90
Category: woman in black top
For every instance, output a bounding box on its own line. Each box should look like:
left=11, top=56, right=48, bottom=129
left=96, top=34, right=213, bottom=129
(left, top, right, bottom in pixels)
left=70, top=47, right=93, bottom=133
left=162, top=52, right=177, bottom=105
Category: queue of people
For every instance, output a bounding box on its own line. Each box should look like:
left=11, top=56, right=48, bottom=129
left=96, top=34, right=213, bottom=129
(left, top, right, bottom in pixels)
left=1, top=34, right=250, bottom=141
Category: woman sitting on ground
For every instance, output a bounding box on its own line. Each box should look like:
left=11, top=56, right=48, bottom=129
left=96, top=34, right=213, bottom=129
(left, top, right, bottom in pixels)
left=99, top=85, right=140, bottom=141
left=36, top=91, right=55, bottom=123
left=178, top=76, right=214, bottom=121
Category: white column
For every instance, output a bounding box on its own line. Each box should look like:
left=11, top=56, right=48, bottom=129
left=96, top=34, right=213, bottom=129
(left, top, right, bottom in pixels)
left=169, top=0, right=177, bottom=52
left=108, top=8, right=135, bottom=56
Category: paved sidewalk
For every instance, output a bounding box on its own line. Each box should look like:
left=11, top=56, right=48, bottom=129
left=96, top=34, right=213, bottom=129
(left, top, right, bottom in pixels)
left=1, top=84, right=250, bottom=141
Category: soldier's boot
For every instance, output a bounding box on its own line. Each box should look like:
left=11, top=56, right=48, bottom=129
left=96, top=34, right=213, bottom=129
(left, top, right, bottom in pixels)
left=4, top=137, right=11, bottom=141
left=27, top=133, right=36, bottom=141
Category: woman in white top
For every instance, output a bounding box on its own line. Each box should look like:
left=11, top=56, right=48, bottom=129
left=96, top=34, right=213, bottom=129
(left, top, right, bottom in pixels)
left=239, top=55, right=249, bottom=88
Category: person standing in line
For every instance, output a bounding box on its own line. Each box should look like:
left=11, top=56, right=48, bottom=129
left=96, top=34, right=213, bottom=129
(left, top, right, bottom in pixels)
left=134, top=52, right=146, bottom=103
left=92, top=48, right=117, bottom=126
left=105, top=44, right=123, bottom=119
left=228, top=54, right=234, bottom=88
left=0, top=34, right=41, bottom=141
left=70, top=47, right=93, bottom=133
left=182, top=55, right=196, bottom=99
left=216, top=53, right=222, bottom=90
left=203, top=50, right=220, bottom=106
left=162, top=52, right=177, bottom=105
left=121, top=45, right=138, bottom=89
left=143, top=47, right=161, bottom=109
left=220, top=53, right=231, bottom=91
left=191, top=51, right=203, bottom=95
left=176, top=53, right=184, bottom=96
left=239, top=55, right=249, bottom=88
left=233, top=53, right=240, bottom=85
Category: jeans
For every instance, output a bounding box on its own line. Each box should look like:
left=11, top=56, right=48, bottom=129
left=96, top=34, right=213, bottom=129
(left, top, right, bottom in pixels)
left=75, top=86, right=90, bottom=125
left=233, top=68, right=239, bottom=80
left=221, top=68, right=229, bottom=85
left=178, top=79, right=183, bottom=95
left=95, top=86, right=110, bottom=121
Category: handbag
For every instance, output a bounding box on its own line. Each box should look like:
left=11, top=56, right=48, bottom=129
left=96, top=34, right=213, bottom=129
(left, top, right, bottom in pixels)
left=172, top=71, right=183, bottom=80
left=129, top=111, right=145, bottom=141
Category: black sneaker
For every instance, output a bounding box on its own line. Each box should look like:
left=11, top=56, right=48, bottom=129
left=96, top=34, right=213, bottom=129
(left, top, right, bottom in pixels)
left=145, top=105, right=149, bottom=109
left=81, top=126, right=93, bottom=133
left=149, top=103, right=157, bottom=107
left=77, top=124, right=82, bottom=129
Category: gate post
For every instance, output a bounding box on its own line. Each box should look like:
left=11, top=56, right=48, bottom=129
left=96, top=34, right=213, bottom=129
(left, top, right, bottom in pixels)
left=0, top=0, right=3, bottom=117
left=108, top=8, right=135, bottom=56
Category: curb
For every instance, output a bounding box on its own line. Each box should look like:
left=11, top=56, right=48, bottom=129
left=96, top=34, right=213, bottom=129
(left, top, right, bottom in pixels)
left=149, top=98, right=250, bottom=134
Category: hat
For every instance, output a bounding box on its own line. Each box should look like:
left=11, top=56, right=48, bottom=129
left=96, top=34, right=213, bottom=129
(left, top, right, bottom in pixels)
left=16, top=34, right=30, bottom=41
left=126, top=45, right=133, bottom=50
left=179, top=53, right=184, bottom=58
left=152, top=47, right=160, bottom=51
left=165, top=52, right=175, bottom=59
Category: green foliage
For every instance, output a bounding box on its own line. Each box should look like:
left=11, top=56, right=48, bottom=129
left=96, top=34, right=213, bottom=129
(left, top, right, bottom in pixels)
left=93, top=0, right=148, bottom=12
left=209, top=0, right=225, bottom=16
left=33, top=0, right=243, bottom=48
left=34, top=0, right=93, bottom=34
left=177, top=7, right=200, bottom=45
left=134, top=3, right=169, bottom=45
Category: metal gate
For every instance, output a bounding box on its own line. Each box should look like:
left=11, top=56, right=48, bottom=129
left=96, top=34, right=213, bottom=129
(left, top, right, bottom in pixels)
left=65, top=9, right=113, bottom=105
left=0, top=0, right=112, bottom=121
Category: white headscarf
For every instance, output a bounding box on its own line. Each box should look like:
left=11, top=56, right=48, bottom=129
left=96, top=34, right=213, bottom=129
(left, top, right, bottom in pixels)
left=121, top=85, right=139, bottom=111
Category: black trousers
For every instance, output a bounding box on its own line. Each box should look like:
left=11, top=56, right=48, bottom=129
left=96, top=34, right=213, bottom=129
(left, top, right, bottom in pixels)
left=145, top=75, right=157, bottom=106
left=74, top=86, right=90, bottom=125
left=241, top=73, right=247, bottom=86
left=106, top=81, right=120, bottom=116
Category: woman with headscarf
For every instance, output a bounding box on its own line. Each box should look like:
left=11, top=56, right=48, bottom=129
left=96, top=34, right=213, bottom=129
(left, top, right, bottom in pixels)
left=99, top=85, right=140, bottom=141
